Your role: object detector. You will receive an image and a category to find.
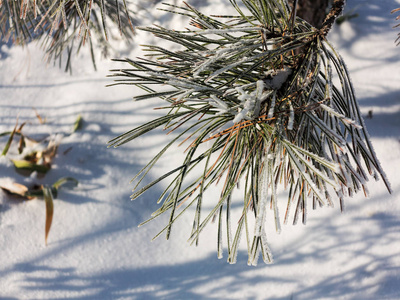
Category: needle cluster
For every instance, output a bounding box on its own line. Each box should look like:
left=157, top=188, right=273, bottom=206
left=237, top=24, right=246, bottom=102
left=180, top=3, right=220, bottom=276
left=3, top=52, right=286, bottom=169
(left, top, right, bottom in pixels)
left=109, top=0, right=391, bottom=265
left=0, top=0, right=135, bottom=70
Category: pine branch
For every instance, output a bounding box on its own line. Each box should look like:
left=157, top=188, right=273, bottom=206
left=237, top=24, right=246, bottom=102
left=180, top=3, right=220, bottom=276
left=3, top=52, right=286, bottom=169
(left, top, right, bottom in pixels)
left=320, top=0, right=345, bottom=37
left=109, top=0, right=391, bottom=264
left=0, top=0, right=135, bottom=70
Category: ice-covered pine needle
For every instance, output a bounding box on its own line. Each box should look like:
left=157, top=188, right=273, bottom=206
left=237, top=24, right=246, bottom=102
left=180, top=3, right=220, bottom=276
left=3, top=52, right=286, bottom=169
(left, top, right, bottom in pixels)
left=109, top=0, right=391, bottom=265
left=0, top=0, right=135, bottom=71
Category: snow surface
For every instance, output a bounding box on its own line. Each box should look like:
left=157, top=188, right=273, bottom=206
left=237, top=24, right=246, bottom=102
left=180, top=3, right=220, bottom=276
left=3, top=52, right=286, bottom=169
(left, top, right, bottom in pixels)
left=1, top=0, right=400, bottom=299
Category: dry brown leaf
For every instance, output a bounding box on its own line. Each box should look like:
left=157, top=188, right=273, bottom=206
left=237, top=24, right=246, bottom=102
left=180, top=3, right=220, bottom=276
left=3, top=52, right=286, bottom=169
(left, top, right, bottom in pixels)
left=0, top=182, right=32, bottom=199
left=33, top=108, right=46, bottom=124
left=43, top=186, right=54, bottom=245
left=41, top=138, right=61, bottom=165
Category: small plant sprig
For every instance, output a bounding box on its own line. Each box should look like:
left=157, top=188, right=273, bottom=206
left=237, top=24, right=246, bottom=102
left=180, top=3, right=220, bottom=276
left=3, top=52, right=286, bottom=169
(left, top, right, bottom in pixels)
left=1, top=177, right=79, bottom=244
left=109, top=0, right=391, bottom=265
left=392, top=7, right=400, bottom=45
left=0, top=0, right=135, bottom=71
left=0, top=113, right=80, bottom=244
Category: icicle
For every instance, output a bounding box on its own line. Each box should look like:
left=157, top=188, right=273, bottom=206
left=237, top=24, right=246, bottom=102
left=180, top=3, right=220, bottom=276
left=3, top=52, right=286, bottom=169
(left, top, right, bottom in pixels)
left=308, top=111, right=347, bottom=146
left=362, top=184, right=370, bottom=198
left=218, top=248, right=223, bottom=259
left=206, top=56, right=249, bottom=83
left=193, top=54, right=223, bottom=78
left=260, top=90, right=273, bottom=102
left=217, top=209, right=223, bottom=259
left=326, top=64, right=333, bottom=100
left=319, top=104, right=362, bottom=129
left=209, top=95, right=228, bottom=110
left=251, top=251, right=260, bottom=266
left=256, top=80, right=264, bottom=99
left=194, top=41, right=260, bottom=77
left=337, top=149, right=354, bottom=188
left=267, top=92, right=276, bottom=118
left=269, top=159, right=281, bottom=234
left=325, top=190, right=334, bottom=208
left=337, top=190, right=345, bottom=211
left=206, top=53, right=267, bottom=83
left=287, top=102, right=294, bottom=131
left=167, top=79, right=208, bottom=91
left=224, top=82, right=257, bottom=97
left=265, top=41, right=275, bottom=51
left=232, top=83, right=265, bottom=123
left=348, top=187, right=354, bottom=198
left=255, top=159, right=269, bottom=237
left=302, top=195, right=307, bottom=225
left=174, top=89, right=194, bottom=103
left=145, top=71, right=208, bottom=92
left=285, top=145, right=328, bottom=204
left=226, top=195, right=233, bottom=261
left=249, top=237, right=261, bottom=266
left=189, top=26, right=262, bottom=35
left=261, top=228, right=273, bottom=264
left=228, top=223, right=243, bottom=264
left=232, top=110, right=246, bottom=124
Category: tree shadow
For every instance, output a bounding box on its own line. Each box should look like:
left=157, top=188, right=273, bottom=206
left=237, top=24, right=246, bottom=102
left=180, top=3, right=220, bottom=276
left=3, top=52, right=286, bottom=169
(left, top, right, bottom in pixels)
left=1, top=1, right=399, bottom=299
left=333, top=0, right=399, bottom=48
left=357, top=89, right=400, bottom=138
left=4, top=185, right=400, bottom=299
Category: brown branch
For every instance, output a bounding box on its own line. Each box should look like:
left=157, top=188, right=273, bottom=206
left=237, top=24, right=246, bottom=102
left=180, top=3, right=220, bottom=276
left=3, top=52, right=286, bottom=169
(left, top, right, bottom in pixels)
left=320, top=0, right=346, bottom=37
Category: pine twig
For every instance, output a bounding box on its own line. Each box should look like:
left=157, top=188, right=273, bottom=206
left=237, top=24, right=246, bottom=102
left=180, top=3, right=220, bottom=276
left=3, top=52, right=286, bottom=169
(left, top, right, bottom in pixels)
left=392, top=7, right=400, bottom=45
left=108, top=0, right=390, bottom=265
left=320, top=0, right=346, bottom=37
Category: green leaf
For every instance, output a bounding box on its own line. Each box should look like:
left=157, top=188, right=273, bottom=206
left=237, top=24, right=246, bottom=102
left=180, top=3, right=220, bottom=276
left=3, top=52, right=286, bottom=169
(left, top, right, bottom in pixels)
left=1, top=122, right=17, bottom=156
left=52, top=177, right=79, bottom=190
left=72, top=114, right=83, bottom=132
left=12, top=160, right=50, bottom=174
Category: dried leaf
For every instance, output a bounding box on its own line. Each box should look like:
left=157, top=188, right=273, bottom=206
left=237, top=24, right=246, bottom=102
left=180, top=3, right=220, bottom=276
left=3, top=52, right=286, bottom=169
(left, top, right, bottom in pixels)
left=43, top=186, right=54, bottom=245
left=0, top=182, right=30, bottom=198
left=42, top=143, right=59, bottom=165
left=63, top=147, right=73, bottom=155
left=18, top=135, right=26, bottom=154
left=24, top=136, right=40, bottom=149
left=391, top=8, right=400, bottom=14
left=23, top=152, right=40, bottom=164
left=33, top=108, right=46, bottom=124
left=17, top=122, right=27, bottom=133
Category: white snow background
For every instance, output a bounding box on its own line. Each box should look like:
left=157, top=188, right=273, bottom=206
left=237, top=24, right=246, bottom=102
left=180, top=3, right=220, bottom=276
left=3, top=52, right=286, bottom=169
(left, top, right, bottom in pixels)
left=0, top=0, right=400, bottom=299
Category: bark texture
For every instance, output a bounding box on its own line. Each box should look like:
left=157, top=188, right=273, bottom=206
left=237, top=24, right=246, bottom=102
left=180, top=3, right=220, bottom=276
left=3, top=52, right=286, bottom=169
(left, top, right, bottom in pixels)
left=290, top=0, right=331, bottom=29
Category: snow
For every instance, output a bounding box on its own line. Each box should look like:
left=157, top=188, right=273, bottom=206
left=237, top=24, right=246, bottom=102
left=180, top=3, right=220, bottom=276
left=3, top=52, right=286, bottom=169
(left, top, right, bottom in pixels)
left=1, top=0, right=400, bottom=299
left=232, top=81, right=264, bottom=123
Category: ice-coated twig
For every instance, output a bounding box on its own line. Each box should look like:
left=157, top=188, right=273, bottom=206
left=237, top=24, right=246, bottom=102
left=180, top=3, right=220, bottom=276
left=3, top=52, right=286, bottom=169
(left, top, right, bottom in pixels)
left=207, top=95, right=230, bottom=115
left=319, top=104, right=362, bottom=129
left=232, top=80, right=272, bottom=123
left=189, top=26, right=263, bottom=35
left=255, top=159, right=270, bottom=237
left=108, top=0, right=392, bottom=266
